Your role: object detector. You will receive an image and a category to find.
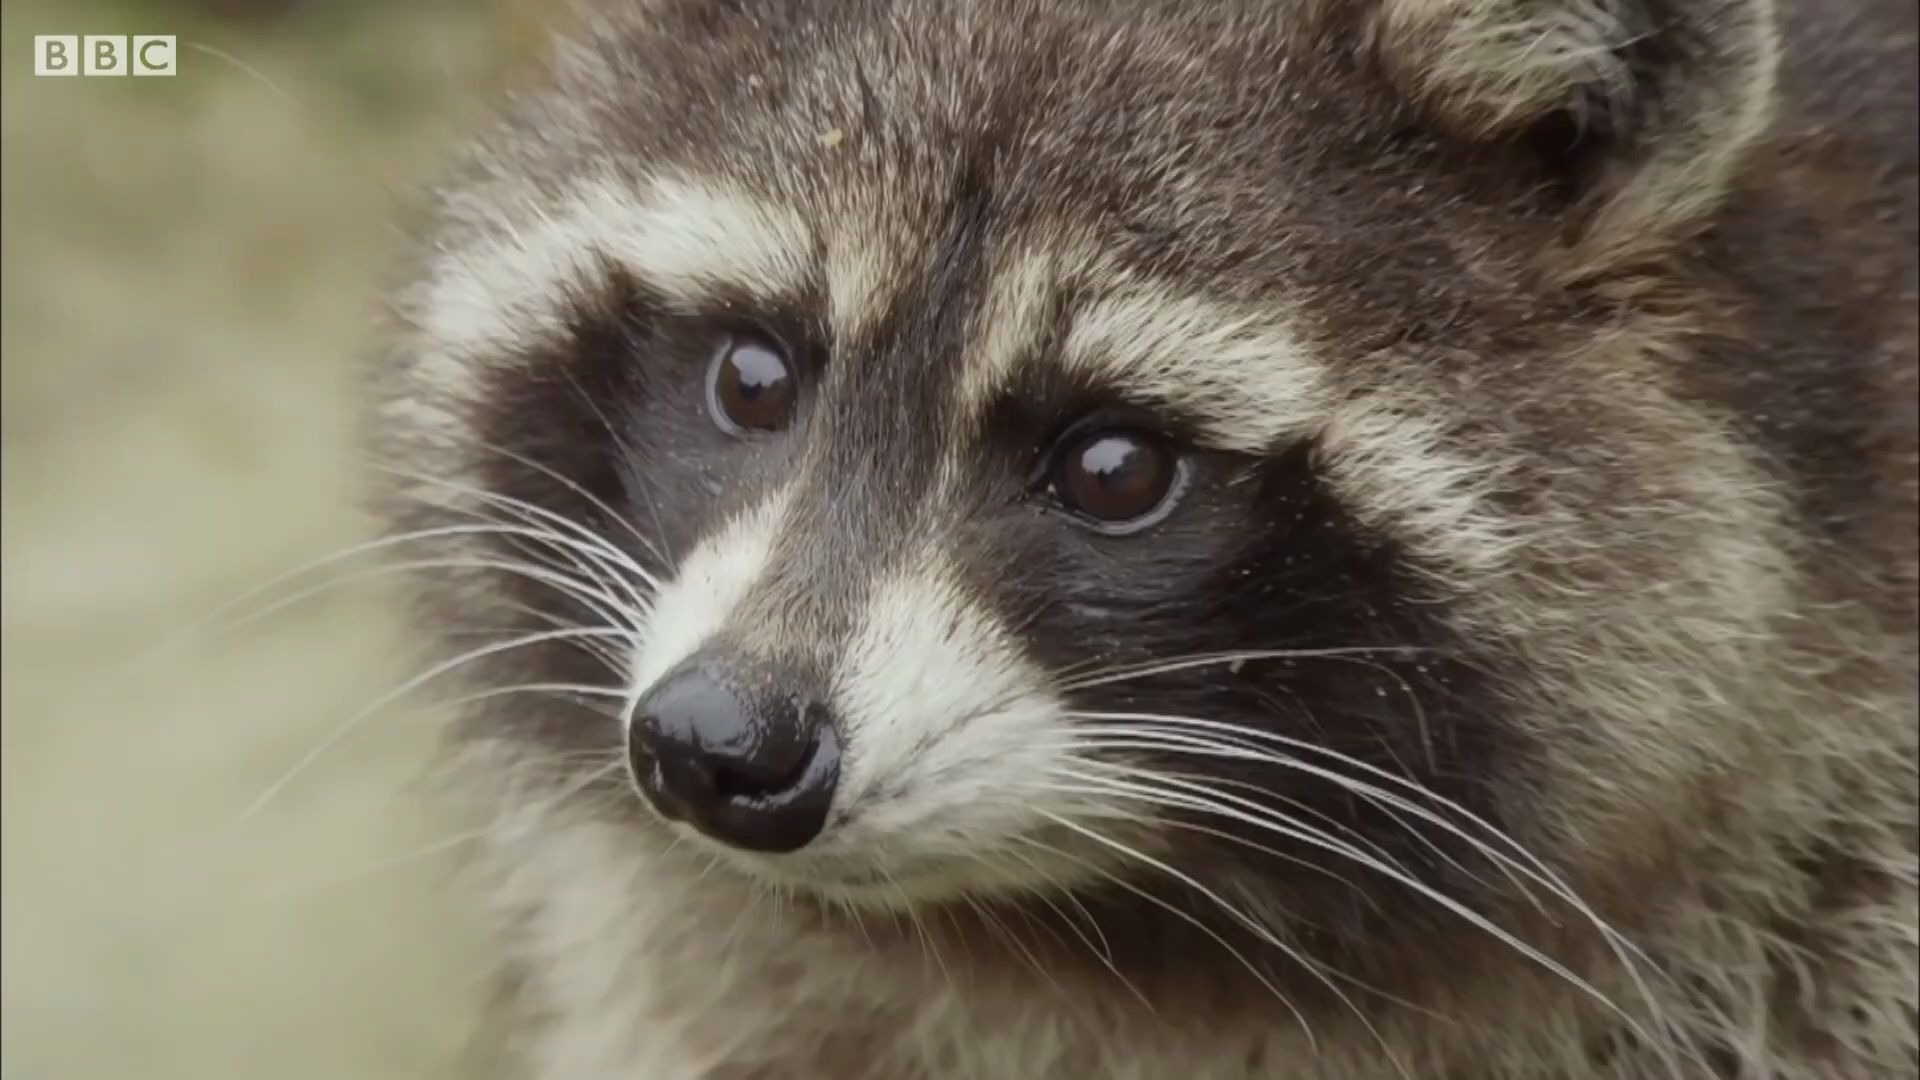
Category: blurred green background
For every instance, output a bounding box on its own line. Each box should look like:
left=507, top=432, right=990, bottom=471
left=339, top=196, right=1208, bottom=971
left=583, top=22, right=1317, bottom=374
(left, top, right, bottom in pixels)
left=2, top=2, right=560, bottom=1076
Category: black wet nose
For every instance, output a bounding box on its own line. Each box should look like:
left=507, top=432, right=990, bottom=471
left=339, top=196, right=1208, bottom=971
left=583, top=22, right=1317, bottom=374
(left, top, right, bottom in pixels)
left=627, top=663, right=839, bottom=853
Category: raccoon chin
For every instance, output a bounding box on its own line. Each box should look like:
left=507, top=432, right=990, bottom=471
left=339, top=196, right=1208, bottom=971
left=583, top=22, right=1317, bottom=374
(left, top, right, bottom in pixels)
left=678, top=831, right=1089, bottom=914
left=748, top=856, right=1029, bottom=910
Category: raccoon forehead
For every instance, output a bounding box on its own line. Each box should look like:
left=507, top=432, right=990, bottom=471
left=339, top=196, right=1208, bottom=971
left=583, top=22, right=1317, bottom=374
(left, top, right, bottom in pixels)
left=417, top=171, right=1331, bottom=453
left=410, top=172, right=816, bottom=358
left=413, top=170, right=940, bottom=362
left=958, top=248, right=1331, bottom=452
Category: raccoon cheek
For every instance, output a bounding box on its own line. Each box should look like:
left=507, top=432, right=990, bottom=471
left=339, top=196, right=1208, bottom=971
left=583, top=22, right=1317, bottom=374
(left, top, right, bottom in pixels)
left=828, top=561, right=1079, bottom=829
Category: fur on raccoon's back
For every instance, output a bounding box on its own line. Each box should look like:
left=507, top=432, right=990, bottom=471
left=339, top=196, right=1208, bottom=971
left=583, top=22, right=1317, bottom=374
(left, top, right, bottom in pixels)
left=367, top=0, right=1918, bottom=1077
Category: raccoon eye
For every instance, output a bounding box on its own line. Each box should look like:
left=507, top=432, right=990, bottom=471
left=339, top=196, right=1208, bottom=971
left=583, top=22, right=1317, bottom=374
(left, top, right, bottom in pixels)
left=706, top=333, right=797, bottom=434
left=1050, top=430, right=1186, bottom=533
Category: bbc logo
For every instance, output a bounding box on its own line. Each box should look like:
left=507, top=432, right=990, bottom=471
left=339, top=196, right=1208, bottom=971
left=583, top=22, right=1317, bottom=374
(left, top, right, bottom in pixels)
left=33, top=35, right=177, bottom=77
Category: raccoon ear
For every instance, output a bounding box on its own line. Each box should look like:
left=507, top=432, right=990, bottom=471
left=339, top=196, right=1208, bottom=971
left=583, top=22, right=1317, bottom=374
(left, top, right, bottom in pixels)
left=1359, top=0, right=1780, bottom=274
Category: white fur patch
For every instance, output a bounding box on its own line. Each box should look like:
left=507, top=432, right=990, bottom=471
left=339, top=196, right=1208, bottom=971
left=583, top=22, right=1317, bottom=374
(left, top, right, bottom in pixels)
left=954, top=248, right=1059, bottom=414
left=958, top=256, right=1328, bottom=453
left=415, top=173, right=813, bottom=366
left=1318, top=394, right=1525, bottom=575
left=824, top=222, right=902, bottom=342
left=812, top=550, right=1118, bottom=901
left=1061, top=288, right=1329, bottom=451
left=623, top=486, right=795, bottom=720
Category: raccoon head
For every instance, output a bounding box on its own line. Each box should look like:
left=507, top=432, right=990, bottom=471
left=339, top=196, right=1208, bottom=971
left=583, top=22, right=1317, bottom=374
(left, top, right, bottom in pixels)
left=374, top=0, right=1798, bottom=1007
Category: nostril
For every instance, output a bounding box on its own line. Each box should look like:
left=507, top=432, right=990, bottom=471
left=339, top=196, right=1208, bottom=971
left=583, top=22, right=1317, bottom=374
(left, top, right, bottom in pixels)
left=709, top=730, right=818, bottom=803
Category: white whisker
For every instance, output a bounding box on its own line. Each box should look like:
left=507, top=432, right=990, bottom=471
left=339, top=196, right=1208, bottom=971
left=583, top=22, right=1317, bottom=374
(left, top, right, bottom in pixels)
left=207, top=550, right=643, bottom=653
left=238, top=626, right=635, bottom=823
left=994, top=845, right=1155, bottom=1013
left=378, top=462, right=659, bottom=593
left=257, top=756, right=629, bottom=901
left=1013, top=827, right=1330, bottom=1060
left=1067, top=727, right=1505, bottom=900
left=102, top=515, right=638, bottom=691
left=463, top=438, right=668, bottom=564
left=1060, top=713, right=1690, bottom=1071
left=411, top=476, right=657, bottom=599
left=554, top=365, right=681, bottom=566
left=1072, top=713, right=1603, bottom=915
left=1059, top=760, right=1390, bottom=910
left=1056, top=646, right=1434, bottom=693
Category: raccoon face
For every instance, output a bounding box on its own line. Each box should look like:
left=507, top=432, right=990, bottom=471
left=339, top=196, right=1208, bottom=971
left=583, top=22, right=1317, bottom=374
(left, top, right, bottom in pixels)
left=593, top=269, right=1486, bottom=906
left=378, top=0, right=1790, bottom=952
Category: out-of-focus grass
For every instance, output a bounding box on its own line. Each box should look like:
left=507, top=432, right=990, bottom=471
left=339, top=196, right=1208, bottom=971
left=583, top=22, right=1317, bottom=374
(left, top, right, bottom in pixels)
left=1, top=2, right=553, bottom=1076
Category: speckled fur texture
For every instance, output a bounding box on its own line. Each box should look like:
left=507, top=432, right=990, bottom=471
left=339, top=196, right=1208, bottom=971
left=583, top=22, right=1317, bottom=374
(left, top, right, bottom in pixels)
left=365, top=0, right=1918, bottom=1077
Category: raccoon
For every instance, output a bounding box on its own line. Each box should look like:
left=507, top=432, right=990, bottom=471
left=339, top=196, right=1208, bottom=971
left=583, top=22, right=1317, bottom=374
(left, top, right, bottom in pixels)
left=365, top=0, right=1918, bottom=1076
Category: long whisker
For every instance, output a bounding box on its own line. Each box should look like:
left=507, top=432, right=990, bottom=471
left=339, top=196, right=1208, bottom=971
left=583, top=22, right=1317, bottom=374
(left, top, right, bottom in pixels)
left=460, top=438, right=667, bottom=564
left=1055, top=646, right=1435, bottom=693
left=405, top=503, right=654, bottom=645
left=438, top=603, right=635, bottom=672
left=959, top=883, right=1068, bottom=1004
left=1057, top=718, right=1688, bottom=1072
left=886, top=870, right=956, bottom=991
left=1070, top=713, right=1585, bottom=912
left=197, top=551, right=643, bottom=655
left=1012, top=827, right=1329, bottom=1060
left=992, top=845, right=1154, bottom=1013
left=1079, top=784, right=1393, bottom=925
left=485, top=521, right=651, bottom=624
left=1067, top=732, right=1569, bottom=940
left=1067, top=709, right=1678, bottom=1020
left=1040, top=809, right=1418, bottom=1078
left=1038, top=770, right=1453, bottom=1020
left=1108, top=757, right=1427, bottom=887
left=238, top=626, right=634, bottom=823
left=430, top=680, right=630, bottom=710
left=102, top=516, right=638, bottom=690
left=1067, top=727, right=1508, bottom=902
left=256, top=756, right=630, bottom=900
left=377, top=464, right=659, bottom=598
left=393, top=470, right=657, bottom=588
left=554, top=366, right=679, bottom=567
left=1042, top=765, right=1503, bottom=1017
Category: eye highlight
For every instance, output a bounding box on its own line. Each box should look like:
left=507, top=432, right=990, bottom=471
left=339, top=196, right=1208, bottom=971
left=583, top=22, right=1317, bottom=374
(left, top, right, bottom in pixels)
left=1049, top=429, right=1188, bottom=533
left=706, top=332, right=797, bottom=434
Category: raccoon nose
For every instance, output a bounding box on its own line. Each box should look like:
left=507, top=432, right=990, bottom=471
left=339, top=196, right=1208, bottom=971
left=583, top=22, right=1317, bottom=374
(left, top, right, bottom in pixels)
left=626, top=664, right=839, bottom=853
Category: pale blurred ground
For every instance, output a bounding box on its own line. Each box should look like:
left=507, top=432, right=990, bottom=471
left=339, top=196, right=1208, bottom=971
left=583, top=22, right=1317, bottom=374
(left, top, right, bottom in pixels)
left=1, top=2, right=559, bottom=1076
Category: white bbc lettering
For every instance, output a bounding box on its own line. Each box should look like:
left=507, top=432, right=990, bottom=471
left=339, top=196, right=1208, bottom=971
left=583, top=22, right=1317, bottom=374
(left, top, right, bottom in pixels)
left=83, top=35, right=129, bottom=76
left=33, top=33, right=176, bottom=77
left=33, top=36, right=80, bottom=76
left=133, top=36, right=177, bottom=76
